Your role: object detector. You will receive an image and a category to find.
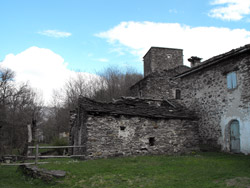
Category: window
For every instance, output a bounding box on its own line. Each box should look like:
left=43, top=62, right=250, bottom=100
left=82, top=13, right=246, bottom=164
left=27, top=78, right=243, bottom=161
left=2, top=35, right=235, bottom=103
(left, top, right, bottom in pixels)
left=149, top=137, right=155, bottom=146
left=120, top=126, right=126, bottom=131
left=139, top=90, right=142, bottom=98
left=227, top=72, right=237, bottom=89
left=175, top=89, right=181, bottom=99
left=167, top=54, right=172, bottom=59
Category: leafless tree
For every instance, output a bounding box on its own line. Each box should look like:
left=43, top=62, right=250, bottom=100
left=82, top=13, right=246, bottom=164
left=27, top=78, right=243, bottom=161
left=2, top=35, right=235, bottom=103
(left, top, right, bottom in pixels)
left=63, top=73, right=99, bottom=108
left=40, top=66, right=142, bottom=143
left=0, top=66, right=43, bottom=155
left=93, top=66, right=143, bottom=102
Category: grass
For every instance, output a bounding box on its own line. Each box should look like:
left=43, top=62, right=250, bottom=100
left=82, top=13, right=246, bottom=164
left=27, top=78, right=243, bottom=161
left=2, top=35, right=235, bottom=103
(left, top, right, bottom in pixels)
left=1, top=152, right=250, bottom=188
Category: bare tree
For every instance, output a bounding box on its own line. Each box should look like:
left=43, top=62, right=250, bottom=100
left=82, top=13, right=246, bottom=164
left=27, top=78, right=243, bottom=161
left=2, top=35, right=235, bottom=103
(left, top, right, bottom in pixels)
left=62, top=72, right=100, bottom=109
left=0, top=66, right=43, bottom=155
left=93, top=66, right=143, bottom=102
left=40, top=73, right=101, bottom=142
left=40, top=66, right=142, bottom=143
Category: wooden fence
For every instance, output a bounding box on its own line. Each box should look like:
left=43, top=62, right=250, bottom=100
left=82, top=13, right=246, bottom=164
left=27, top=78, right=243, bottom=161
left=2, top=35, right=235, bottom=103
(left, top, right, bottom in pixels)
left=28, top=145, right=85, bottom=164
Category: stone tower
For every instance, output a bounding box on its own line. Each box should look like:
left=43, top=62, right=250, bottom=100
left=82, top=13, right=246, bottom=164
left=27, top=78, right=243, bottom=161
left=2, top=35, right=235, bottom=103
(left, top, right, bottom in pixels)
left=143, top=47, right=183, bottom=77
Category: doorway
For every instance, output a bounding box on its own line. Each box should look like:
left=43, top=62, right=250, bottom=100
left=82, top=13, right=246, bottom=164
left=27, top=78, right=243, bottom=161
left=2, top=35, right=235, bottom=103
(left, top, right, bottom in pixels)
left=230, top=120, right=240, bottom=153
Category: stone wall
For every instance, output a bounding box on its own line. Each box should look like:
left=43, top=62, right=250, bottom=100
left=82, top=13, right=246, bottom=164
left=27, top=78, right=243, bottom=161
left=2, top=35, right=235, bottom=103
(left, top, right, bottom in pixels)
left=72, top=114, right=199, bottom=159
left=144, top=47, right=183, bottom=77
left=178, top=53, right=250, bottom=153
left=130, top=73, right=178, bottom=99
left=131, top=66, right=190, bottom=99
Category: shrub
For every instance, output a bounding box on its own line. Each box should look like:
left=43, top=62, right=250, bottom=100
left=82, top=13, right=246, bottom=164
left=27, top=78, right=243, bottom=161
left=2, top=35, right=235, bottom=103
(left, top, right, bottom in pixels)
left=51, top=137, right=68, bottom=155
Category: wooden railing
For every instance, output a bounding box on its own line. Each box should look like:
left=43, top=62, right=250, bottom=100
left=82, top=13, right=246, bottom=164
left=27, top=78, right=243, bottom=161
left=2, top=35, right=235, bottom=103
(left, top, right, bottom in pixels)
left=28, top=145, right=85, bottom=164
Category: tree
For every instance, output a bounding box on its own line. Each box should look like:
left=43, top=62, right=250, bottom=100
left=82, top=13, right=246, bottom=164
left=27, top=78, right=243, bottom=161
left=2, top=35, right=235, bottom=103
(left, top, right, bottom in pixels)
left=40, top=66, right=143, bottom=143
left=93, top=66, right=143, bottom=102
left=63, top=72, right=99, bottom=109
left=0, top=66, right=43, bottom=155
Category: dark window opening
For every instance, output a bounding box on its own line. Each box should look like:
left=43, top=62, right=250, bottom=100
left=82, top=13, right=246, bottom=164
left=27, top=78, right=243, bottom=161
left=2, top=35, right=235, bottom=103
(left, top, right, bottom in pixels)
left=139, top=90, right=142, bottom=98
left=120, top=126, right=126, bottom=131
left=149, top=137, right=155, bottom=146
left=176, top=89, right=181, bottom=99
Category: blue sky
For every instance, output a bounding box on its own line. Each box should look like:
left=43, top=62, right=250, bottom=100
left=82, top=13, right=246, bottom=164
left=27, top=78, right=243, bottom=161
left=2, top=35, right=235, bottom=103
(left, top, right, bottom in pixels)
left=1, top=0, right=250, bottom=103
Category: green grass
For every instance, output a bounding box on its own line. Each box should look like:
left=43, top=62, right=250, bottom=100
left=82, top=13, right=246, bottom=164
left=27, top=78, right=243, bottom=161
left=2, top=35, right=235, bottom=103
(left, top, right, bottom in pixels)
left=1, top=152, right=250, bottom=188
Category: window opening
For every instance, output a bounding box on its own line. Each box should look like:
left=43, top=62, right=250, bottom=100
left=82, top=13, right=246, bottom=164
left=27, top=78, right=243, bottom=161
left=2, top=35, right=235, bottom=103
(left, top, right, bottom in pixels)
left=149, top=137, right=155, bottom=146
left=139, top=90, right=142, bottom=98
left=120, top=126, right=126, bottom=131
left=167, top=54, right=172, bottom=59
left=175, top=89, right=181, bottom=99
left=227, top=72, right=237, bottom=89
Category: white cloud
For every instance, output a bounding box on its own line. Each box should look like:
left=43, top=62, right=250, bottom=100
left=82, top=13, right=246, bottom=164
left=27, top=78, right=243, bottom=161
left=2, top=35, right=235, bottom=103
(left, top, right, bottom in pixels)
left=209, top=0, right=250, bottom=21
left=109, top=47, right=126, bottom=56
left=97, top=58, right=109, bottom=62
left=38, top=30, right=72, bottom=38
left=97, top=21, right=250, bottom=66
left=1, top=47, right=95, bottom=104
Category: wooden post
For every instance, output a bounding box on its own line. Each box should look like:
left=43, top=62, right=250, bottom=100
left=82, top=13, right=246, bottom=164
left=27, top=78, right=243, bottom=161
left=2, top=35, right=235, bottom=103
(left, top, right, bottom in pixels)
left=27, top=124, right=32, bottom=156
left=35, top=144, right=39, bottom=165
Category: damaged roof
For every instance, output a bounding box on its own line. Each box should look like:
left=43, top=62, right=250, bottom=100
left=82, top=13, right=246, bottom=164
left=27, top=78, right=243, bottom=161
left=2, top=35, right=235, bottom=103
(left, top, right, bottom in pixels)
left=78, top=96, right=196, bottom=120
left=175, top=44, right=250, bottom=78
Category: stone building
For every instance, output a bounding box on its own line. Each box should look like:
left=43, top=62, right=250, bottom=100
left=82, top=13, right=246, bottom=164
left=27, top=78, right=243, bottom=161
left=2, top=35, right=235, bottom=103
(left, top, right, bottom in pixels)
left=130, top=65, right=190, bottom=99
left=70, top=97, right=199, bottom=159
left=70, top=44, right=250, bottom=157
left=131, top=44, right=250, bottom=154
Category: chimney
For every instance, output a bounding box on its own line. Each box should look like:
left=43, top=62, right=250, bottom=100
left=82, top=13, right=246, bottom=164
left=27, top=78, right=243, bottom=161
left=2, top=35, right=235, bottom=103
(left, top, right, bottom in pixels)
left=188, top=56, right=202, bottom=68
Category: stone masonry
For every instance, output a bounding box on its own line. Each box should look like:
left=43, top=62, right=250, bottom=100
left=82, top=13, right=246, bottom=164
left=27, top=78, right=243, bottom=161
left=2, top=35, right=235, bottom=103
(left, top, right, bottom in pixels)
left=70, top=44, right=250, bottom=156
left=130, top=65, right=190, bottom=99
left=144, top=47, right=183, bottom=77
left=70, top=97, right=199, bottom=159
left=131, top=44, right=250, bottom=154
left=175, top=47, right=250, bottom=153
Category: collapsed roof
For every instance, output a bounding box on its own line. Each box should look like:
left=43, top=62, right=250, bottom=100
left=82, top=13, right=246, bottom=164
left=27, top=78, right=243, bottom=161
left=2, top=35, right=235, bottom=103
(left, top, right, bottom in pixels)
left=78, top=96, right=196, bottom=120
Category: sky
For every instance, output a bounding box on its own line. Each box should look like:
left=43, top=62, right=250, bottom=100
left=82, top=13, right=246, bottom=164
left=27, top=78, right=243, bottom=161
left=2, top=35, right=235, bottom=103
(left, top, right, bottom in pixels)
left=1, top=0, right=250, bottom=104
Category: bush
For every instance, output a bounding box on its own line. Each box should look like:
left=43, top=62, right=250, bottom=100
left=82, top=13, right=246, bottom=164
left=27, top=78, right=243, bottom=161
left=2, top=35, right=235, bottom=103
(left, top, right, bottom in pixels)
left=51, top=137, right=68, bottom=155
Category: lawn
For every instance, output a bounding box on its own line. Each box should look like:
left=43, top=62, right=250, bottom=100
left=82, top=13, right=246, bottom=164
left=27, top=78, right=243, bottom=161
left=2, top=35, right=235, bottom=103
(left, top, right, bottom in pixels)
left=1, top=152, right=250, bottom=188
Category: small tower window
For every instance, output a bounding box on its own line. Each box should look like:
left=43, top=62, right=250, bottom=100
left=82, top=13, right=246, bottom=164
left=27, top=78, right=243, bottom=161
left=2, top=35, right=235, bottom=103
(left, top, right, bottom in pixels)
left=175, top=89, right=181, bottom=99
left=167, top=54, right=172, bottom=59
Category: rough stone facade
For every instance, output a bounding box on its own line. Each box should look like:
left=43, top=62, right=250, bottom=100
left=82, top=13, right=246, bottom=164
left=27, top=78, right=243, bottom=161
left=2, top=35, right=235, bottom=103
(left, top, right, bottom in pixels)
left=144, top=47, right=183, bottom=77
left=175, top=48, right=250, bottom=153
left=131, top=44, right=250, bottom=154
left=70, top=44, right=250, bottom=156
left=130, top=65, right=190, bottom=99
left=70, top=97, right=199, bottom=159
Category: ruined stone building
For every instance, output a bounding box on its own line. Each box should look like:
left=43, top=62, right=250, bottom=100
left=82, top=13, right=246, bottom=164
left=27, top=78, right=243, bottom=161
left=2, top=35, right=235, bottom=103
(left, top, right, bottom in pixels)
left=70, top=44, right=250, bottom=158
